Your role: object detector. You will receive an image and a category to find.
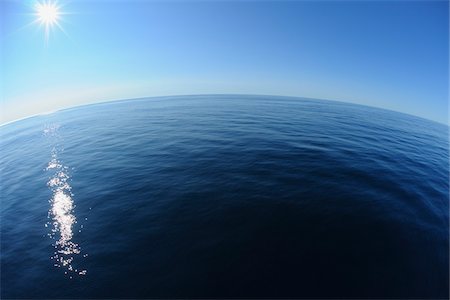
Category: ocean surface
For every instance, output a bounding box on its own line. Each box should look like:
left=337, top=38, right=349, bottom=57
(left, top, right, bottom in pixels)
left=0, top=95, right=448, bottom=299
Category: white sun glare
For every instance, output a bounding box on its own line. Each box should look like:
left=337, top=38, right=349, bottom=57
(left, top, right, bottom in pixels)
left=37, top=2, right=59, bottom=24
left=34, top=0, right=64, bottom=43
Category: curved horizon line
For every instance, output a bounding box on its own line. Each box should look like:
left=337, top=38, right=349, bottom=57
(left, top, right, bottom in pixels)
left=1, top=93, right=448, bottom=128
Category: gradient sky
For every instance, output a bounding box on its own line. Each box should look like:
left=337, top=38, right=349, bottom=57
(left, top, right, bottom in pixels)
left=1, top=0, right=448, bottom=125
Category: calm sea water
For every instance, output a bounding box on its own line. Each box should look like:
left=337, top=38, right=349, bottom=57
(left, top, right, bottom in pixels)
left=0, top=95, right=448, bottom=299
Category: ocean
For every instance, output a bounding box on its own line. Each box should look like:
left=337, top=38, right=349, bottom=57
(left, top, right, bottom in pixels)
left=0, top=95, right=448, bottom=298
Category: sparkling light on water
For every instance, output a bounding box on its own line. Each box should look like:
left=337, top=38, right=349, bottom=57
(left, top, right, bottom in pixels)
left=45, top=124, right=87, bottom=276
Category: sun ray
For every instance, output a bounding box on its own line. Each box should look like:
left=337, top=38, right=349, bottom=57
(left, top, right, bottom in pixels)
left=34, top=0, right=65, bottom=44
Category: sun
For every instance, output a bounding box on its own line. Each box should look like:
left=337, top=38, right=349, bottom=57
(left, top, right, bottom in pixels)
left=34, top=0, right=64, bottom=42
left=36, top=1, right=59, bottom=25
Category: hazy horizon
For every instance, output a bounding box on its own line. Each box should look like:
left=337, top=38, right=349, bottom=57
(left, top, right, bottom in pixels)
left=1, top=92, right=448, bottom=128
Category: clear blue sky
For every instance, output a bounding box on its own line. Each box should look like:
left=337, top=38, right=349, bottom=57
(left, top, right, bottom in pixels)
left=1, top=0, right=448, bottom=124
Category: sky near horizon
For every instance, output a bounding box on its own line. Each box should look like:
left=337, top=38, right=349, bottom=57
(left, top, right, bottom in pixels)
left=1, top=0, right=448, bottom=125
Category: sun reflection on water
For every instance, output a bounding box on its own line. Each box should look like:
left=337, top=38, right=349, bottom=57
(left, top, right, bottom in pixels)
left=44, top=124, right=87, bottom=277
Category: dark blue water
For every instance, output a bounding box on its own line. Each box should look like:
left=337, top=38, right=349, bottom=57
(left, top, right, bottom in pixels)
left=1, top=95, right=448, bottom=299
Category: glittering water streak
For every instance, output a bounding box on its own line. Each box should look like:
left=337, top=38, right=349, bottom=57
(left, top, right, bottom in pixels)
left=44, top=125, right=87, bottom=277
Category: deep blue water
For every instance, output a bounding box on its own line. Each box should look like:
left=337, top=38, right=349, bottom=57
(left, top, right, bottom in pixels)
left=0, top=95, right=448, bottom=299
